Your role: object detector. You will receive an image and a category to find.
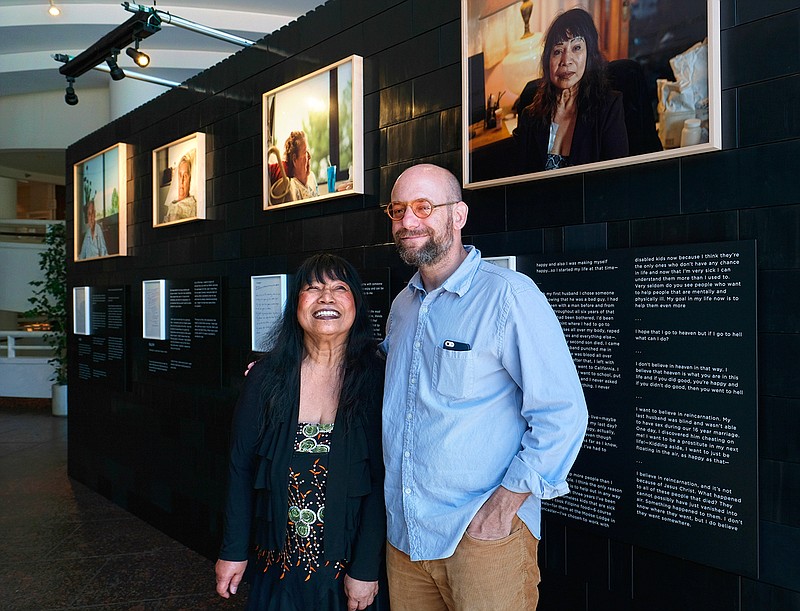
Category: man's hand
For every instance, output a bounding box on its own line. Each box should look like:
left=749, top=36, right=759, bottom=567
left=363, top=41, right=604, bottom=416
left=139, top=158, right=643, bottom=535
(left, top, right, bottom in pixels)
left=466, top=486, right=529, bottom=541
left=343, top=575, right=379, bottom=611
left=215, top=559, right=247, bottom=599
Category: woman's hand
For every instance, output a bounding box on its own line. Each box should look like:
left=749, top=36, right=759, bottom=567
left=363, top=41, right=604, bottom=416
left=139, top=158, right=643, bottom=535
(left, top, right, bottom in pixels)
left=344, top=575, right=379, bottom=610
left=215, top=559, right=247, bottom=598
left=554, top=86, right=577, bottom=120
left=551, top=87, right=578, bottom=155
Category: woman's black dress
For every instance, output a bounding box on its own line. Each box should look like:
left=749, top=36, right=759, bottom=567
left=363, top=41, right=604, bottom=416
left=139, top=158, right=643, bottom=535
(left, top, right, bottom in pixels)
left=246, top=422, right=370, bottom=610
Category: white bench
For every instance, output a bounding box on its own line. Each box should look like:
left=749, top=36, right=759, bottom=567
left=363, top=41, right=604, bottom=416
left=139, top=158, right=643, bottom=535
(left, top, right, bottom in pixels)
left=0, top=331, right=57, bottom=398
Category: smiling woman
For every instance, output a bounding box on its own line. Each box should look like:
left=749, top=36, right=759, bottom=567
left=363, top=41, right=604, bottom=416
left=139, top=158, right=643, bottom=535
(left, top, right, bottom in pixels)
left=216, top=253, right=388, bottom=611
left=297, top=273, right=356, bottom=344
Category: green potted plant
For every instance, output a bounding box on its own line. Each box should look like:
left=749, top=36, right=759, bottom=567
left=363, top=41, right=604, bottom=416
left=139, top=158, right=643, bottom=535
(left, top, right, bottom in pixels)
left=26, top=222, right=68, bottom=416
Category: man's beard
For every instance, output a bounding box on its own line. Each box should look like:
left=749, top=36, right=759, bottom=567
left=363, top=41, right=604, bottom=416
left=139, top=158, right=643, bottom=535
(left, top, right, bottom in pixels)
left=393, top=212, right=454, bottom=267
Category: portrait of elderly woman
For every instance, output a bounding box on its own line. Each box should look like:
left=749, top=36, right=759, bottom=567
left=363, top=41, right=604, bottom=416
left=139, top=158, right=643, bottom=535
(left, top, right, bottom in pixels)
left=163, top=153, right=197, bottom=222
left=74, top=143, right=126, bottom=261
left=267, top=131, right=320, bottom=206
left=216, top=254, right=386, bottom=610
left=78, top=197, right=108, bottom=260
left=513, top=8, right=629, bottom=172
left=152, top=133, right=206, bottom=227
left=262, top=56, right=365, bottom=209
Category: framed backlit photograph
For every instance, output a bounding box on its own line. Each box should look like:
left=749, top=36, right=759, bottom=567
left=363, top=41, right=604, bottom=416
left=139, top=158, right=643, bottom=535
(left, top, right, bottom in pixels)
left=262, top=55, right=364, bottom=209
left=462, top=0, right=721, bottom=188
left=250, top=274, right=288, bottom=352
left=73, top=286, right=90, bottom=335
left=152, top=133, right=206, bottom=227
left=73, top=143, right=127, bottom=261
left=142, top=279, right=166, bottom=340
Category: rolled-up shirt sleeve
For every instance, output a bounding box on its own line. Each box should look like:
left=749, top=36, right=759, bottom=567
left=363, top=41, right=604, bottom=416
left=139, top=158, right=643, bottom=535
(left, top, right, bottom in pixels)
left=499, top=286, right=588, bottom=500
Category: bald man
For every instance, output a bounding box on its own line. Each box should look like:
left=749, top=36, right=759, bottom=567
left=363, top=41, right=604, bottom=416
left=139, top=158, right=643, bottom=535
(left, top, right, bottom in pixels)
left=380, top=164, right=587, bottom=610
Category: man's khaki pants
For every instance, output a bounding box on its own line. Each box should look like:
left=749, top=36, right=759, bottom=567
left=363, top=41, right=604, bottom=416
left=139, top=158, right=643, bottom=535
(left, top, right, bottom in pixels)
left=386, top=516, right=540, bottom=610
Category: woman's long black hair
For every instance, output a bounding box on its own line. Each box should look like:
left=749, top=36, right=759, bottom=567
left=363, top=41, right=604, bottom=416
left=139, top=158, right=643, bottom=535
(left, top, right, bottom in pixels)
left=528, top=8, right=610, bottom=128
left=256, top=254, right=381, bottom=433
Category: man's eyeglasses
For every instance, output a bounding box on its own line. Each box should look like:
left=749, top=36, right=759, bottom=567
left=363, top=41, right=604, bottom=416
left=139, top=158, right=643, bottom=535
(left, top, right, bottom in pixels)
left=385, top=199, right=457, bottom=221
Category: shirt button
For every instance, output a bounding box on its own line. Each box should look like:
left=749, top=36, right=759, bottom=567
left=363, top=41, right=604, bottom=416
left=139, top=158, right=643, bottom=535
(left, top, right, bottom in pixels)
left=404, top=488, right=412, bottom=495
left=404, top=451, right=410, bottom=458
left=410, top=378, right=416, bottom=385
left=406, top=413, right=412, bottom=420
left=414, top=341, right=421, bottom=348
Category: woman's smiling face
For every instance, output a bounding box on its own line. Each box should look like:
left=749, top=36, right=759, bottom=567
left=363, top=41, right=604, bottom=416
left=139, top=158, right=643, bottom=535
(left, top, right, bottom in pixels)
left=296, top=274, right=356, bottom=342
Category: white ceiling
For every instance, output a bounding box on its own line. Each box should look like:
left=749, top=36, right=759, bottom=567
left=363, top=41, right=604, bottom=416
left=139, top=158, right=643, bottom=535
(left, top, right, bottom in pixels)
left=0, top=0, right=325, bottom=181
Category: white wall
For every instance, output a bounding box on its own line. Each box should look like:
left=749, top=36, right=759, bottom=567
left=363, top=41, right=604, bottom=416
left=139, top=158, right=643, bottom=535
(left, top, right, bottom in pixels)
left=0, top=88, right=110, bottom=150
left=0, top=242, right=45, bottom=313
left=108, top=77, right=169, bottom=120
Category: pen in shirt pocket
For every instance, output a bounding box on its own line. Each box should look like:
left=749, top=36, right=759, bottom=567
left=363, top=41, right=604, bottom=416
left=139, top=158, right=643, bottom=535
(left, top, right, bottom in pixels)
left=443, top=339, right=471, bottom=351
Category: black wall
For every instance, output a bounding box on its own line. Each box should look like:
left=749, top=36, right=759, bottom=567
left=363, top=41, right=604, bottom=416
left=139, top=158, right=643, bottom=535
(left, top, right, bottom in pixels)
left=66, top=0, right=800, bottom=608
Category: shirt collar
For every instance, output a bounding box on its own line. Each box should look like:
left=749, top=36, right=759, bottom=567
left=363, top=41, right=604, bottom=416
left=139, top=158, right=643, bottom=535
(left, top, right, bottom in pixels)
left=408, top=245, right=482, bottom=297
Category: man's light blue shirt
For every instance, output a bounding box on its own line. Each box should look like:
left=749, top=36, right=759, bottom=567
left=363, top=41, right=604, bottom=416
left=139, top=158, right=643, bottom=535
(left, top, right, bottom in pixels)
left=381, top=246, right=588, bottom=561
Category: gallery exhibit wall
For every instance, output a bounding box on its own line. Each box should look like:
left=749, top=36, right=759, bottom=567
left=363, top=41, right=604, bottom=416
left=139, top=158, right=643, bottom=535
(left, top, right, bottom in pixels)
left=64, top=0, right=800, bottom=608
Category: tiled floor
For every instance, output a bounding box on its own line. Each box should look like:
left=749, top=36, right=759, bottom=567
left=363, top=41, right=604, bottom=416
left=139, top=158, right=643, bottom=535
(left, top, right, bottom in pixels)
left=0, top=400, right=249, bottom=610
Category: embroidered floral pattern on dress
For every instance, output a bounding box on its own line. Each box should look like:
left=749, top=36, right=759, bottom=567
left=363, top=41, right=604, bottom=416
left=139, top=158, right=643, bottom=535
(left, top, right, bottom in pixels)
left=257, top=423, right=346, bottom=582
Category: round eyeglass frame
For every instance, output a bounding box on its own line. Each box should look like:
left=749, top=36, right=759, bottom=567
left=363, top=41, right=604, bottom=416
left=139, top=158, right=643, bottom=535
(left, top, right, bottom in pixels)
left=384, top=199, right=458, bottom=221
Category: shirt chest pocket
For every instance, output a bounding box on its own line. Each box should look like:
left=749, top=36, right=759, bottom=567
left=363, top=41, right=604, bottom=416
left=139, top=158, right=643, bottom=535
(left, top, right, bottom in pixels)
left=432, top=345, right=474, bottom=399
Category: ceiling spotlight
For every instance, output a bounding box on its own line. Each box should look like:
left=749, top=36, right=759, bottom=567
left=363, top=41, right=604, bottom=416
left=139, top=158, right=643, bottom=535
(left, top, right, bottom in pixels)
left=64, top=77, right=78, bottom=105
left=48, top=1, right=60, bottom=16
left=106, top=53, right=125, bottom=80
left=126, top=41, right=150, bottom=67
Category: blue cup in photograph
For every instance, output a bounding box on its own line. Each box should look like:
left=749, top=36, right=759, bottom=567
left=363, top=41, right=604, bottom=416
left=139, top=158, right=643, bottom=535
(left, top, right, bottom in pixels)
left=327, top=165, right=337, bottom=193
